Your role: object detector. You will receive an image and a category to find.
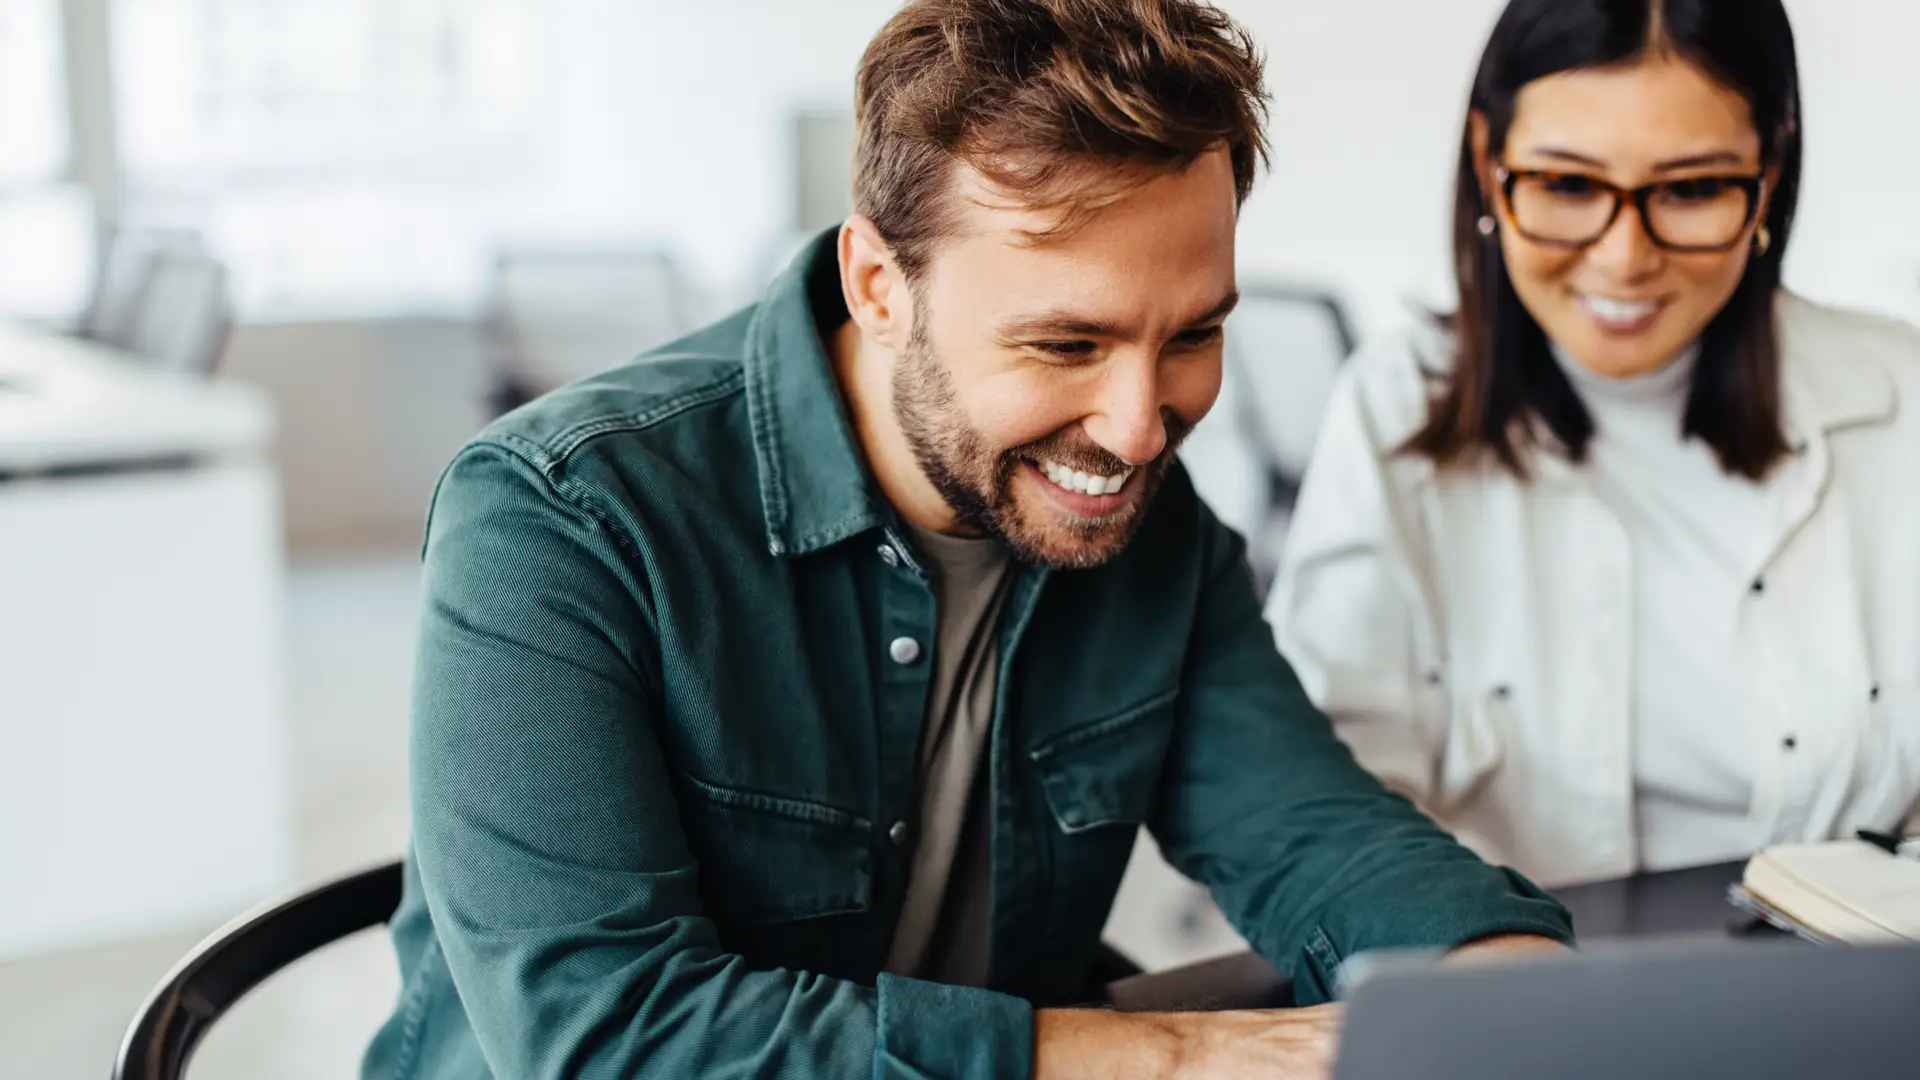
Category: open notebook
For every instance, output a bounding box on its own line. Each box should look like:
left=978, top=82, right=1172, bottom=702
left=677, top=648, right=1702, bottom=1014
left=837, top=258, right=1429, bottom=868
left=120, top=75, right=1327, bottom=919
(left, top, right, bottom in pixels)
left=1732, top=839, right=1920, bottom=943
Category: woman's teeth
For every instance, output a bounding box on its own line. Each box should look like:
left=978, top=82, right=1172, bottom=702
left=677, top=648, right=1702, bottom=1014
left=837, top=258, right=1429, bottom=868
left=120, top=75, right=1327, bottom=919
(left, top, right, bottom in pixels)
left=1578, top=293, right=1662, bottom=325
left=1038, top=459, right=1131, bottom=497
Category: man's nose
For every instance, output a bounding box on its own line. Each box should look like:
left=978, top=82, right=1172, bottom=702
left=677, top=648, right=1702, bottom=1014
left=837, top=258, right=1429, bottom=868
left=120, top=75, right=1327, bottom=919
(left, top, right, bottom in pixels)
left=1081, top=360, right=1168, bottom=467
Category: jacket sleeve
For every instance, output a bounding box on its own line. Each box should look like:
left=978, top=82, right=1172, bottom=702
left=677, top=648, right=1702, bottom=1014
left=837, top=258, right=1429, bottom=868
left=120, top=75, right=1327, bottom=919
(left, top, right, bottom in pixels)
left=1149, top=490, right=1572, bottom=1006
left=1264, top=356, right=1450, bottom=812
left=408, top=444, right=1031, bottom=1080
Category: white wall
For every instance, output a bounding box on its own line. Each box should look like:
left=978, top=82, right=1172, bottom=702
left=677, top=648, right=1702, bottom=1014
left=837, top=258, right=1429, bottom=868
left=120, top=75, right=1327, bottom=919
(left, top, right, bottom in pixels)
left=391, top=0, right=903, bottom=317
left=520, top=0, right=1919, bottom=336
left=151, top=1, right=1918, bottom=330
left=1770, top=0, right=1920, bottom=323
left=1223, top=0, right=1505, bottom=334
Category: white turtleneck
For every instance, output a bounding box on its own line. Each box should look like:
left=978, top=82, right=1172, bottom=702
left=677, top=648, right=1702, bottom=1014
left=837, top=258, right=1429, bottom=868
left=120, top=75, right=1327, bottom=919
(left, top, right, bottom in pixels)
left=1552, top=341, right=1775, bottom=871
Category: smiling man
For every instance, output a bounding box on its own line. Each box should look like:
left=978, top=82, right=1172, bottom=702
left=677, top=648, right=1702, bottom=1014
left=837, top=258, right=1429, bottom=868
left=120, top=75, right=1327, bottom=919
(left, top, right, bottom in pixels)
left=362, top=3, right=1572, bottom=1079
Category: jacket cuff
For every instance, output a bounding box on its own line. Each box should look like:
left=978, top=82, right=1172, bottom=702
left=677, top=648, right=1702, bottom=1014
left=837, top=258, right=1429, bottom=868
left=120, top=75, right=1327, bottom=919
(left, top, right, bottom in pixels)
left=1294, top=865, right=1576, bottom=1005
left=874, top=973, right=1034, bottom=1080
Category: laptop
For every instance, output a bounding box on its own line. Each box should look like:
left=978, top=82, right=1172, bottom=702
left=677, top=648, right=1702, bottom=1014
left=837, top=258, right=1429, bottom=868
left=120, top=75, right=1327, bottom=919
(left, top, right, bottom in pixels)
left=1333, top=939, right=1920, bottom=1080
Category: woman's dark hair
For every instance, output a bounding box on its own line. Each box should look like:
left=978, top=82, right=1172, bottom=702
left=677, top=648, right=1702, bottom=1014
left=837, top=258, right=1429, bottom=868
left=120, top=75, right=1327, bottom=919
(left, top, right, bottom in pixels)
left=1406, top=0, right=1803, bottom=480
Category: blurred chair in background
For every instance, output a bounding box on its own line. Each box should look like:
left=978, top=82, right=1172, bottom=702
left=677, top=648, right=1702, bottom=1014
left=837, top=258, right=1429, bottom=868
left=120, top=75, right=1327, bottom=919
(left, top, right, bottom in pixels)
left=78, top=228, right=207, bottom=349
left=76, top=228, right=235, bottom=376
left=1179, top=282, right=1357, bottom=595
left=122, top=251, right=235, bottom=376
left=483, top=246, right=692, bottom=414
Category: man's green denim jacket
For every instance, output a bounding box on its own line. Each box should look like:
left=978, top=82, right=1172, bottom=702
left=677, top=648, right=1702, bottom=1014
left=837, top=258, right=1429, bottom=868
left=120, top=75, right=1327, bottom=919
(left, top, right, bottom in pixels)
left=362, top=232, right=1573, bottom=1080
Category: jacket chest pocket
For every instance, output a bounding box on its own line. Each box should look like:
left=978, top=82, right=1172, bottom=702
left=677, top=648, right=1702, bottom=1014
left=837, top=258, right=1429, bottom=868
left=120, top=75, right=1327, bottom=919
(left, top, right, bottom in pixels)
left=1023, top=688, right=1179, bottom=995
left=678, top=776, right=873, bottom=926
left=1030, top=688, right=1180, bottom=835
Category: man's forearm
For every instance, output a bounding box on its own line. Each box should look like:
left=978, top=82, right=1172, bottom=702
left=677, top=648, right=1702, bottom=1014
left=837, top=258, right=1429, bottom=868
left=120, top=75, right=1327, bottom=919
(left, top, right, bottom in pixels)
left=1033, top=1009, right=1184, bottom=1080
left=1029, top=937, right=1564, bottom=1080
left=1033, top=1005, right=1342, bottom=1080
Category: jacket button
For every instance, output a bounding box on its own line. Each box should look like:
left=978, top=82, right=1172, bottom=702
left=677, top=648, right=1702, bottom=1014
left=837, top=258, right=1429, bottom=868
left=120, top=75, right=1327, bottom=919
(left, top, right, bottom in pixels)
left=888, top=820, right=909, bottom=846
left=1871, top=684, right=1881, bottom=703
left=889, top=637, right=922, bottom=665
left=878, top=543, right=901, bottom=568
left=1782, top=735, right=1798, bottom=751
left=1750, top=579, right=1766, bottom=596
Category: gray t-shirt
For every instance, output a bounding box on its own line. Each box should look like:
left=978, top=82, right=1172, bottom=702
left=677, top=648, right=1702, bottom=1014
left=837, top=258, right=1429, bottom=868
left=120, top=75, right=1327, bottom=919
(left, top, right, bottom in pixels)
left=882, top=523, right=1013, bottom=986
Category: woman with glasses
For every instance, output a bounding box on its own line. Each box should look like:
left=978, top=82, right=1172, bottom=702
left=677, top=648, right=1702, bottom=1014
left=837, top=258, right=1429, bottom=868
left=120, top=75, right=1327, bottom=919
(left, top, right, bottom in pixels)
left=1266, top=0, right=1920, bottom=887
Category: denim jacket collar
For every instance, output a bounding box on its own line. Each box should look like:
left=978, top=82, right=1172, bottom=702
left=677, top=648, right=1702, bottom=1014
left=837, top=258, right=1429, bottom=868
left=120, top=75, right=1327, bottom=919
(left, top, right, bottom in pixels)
left=743, top=228, right=887, bottom=557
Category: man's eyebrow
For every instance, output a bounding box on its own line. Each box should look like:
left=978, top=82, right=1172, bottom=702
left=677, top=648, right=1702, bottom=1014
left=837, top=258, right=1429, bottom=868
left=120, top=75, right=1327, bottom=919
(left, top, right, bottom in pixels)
left=1190, top=289, right=1240, bottom=326
left=995, top=290, right=1241, bottom=340
left=996, top=310, right=1127, bottom=339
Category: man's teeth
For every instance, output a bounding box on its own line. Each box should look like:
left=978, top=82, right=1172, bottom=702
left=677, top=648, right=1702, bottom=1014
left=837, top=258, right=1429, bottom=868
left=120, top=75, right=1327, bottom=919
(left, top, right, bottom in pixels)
left=1038, top=459, right=1131, bottom=496
left=1578, top=294, right=1661, bottom=323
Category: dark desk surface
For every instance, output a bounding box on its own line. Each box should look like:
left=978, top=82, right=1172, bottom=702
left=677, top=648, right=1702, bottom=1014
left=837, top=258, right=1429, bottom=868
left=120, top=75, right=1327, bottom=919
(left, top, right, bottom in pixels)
left=1552, top=860, right=1751, bottom=939
left=1105, top=861, right=1753, bottom=1011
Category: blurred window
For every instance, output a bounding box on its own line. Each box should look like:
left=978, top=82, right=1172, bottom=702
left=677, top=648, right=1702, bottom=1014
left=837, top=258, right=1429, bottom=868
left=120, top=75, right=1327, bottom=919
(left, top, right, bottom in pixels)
left=0, top=0, right=89, bottom=322
left=0, top=0, right=67, bottom=187
left=111, top=0, right=551, bottom=318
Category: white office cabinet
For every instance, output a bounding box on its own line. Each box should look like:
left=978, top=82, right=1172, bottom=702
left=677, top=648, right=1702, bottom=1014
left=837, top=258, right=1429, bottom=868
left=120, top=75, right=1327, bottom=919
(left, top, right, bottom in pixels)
left=0, top=323, right=292, bottom=961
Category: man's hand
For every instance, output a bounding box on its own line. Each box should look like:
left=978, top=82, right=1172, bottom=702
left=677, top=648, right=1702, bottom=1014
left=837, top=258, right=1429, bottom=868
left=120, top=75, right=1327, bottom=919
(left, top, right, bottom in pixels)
left=1033, top=1004, right=1342, bottom=1080
left=1028, top=935, right=1567, bottom=1080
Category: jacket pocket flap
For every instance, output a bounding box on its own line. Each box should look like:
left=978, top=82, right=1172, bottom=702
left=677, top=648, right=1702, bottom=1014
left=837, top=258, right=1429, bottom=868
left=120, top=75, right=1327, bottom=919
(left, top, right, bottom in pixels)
left=1029, top=688, right=1179, bottom=835
left=680, top=777, right=873, bottom=924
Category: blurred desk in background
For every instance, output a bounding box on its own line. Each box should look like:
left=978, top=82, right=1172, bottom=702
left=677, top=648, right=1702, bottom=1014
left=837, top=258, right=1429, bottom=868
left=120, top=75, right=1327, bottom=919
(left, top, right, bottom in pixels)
left=0, top=321, right=292, bottom=963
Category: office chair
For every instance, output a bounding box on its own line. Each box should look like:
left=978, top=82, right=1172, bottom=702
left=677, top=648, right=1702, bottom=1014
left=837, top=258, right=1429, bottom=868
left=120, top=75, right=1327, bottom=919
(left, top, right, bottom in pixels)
left=79, top=229, right=208, bottom=351
left=483, top=246, right=692, bottom=414
left=111, top=857, right=1147, bottom=1077
left=122, top=251, right=235, bottom=375
left=1182, top=283, right=1358, bottom=595
left=112, top=860, right=403, bottom=1080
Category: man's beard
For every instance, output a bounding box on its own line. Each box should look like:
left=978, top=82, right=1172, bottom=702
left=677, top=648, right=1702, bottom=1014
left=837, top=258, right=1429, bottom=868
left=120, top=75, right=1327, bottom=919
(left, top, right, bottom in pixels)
left=891, top=317, right=1191, bottom=570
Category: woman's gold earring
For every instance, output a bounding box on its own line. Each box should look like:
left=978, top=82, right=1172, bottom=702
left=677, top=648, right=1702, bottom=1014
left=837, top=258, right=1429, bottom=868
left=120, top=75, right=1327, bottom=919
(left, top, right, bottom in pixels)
left=1754, top=225, right=1772, bottom=256
left=1477, top=215, right=1497, bottom=238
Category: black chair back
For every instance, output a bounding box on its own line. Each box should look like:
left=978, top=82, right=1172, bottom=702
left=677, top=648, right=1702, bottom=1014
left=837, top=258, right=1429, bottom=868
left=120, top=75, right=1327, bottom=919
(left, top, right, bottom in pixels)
left=112, top=860, right=403, bottom=1080
left=112, top=858, right=1146, bottom=1076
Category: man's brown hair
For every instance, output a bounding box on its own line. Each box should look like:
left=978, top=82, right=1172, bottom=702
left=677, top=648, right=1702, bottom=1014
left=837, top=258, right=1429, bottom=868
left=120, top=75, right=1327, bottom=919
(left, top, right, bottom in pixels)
left=852, top=0, right=1269, bottom=277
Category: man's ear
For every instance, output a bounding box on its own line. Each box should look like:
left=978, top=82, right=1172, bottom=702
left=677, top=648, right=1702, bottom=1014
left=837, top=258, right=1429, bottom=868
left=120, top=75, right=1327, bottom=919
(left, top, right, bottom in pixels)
left=839, top=216, right=911, bottom=351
